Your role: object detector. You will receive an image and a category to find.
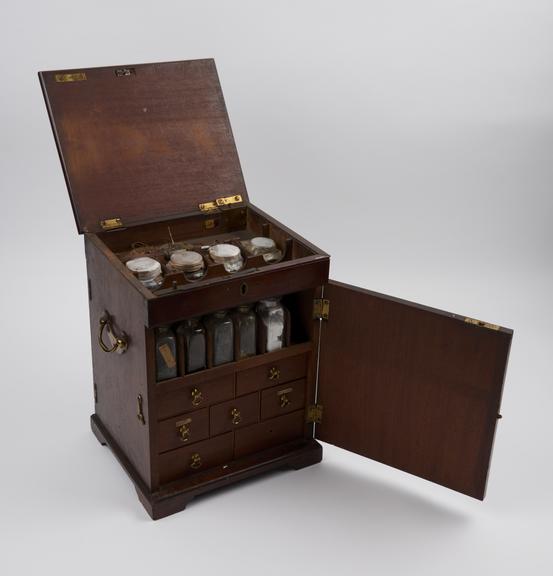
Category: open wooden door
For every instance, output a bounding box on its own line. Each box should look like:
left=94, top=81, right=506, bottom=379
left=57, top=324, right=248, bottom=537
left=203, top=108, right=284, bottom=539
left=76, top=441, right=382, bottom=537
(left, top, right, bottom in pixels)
left=316, top=280, right=512, bottom=499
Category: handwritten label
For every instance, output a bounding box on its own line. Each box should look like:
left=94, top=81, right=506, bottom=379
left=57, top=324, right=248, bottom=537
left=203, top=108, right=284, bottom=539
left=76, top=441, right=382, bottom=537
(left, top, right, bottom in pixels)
left=158, top=343, right=176, bottom=369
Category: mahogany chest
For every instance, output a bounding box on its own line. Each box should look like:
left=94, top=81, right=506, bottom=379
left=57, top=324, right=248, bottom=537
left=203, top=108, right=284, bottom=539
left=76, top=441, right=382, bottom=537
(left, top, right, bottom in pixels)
left=39, top=59, right=512, bottom=520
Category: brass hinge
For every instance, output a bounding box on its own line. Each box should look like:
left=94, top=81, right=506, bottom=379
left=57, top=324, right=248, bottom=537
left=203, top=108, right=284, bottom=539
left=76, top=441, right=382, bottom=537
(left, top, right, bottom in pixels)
left=464, top=317, right=500, bottom=331
left=55, top=72, right=87, bottom=83
left=199, top=194, right=243, bottom=213
left=100, top=217, right=123, bottom=231
left=313, top=298, right=330, bottom=320
left=306, top=404, right=323, bottom=424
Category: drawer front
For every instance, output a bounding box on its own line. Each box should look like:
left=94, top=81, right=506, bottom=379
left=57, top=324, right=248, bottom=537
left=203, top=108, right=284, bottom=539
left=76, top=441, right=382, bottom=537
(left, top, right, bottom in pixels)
left=236, top=353, right=307, bottom=396
left=234, top=410, right=305, bottom=459
left=210, top=393, right=259, bottom=436
left=158, top=432, right=234, bottom=484
left=158, top=408, right=209, bottom=453
left=261, top=379, right=306, bottom=421
left=157, top=374, right=234, bottom=420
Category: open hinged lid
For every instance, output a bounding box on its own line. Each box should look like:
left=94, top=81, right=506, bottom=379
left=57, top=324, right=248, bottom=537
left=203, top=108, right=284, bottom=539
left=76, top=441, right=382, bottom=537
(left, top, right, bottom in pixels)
left=315, top=280, right=512, bottom=500
left=39, top=59, right=248, bottom=233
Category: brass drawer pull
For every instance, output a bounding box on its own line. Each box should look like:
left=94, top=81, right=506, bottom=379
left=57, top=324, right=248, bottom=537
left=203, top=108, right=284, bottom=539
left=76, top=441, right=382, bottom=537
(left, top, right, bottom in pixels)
left=98, top=312, right=128, bottom=354
left=190, top=453, right=202, bottom=469
left=277, top=387, right=293, bottom=408
left=191, top=387, right=203, bottom=406
left=268, top=366, right=280, bottom=380
left=176, top=418, right=192, bottom=442
left=230, top=408, right=242, bottom=425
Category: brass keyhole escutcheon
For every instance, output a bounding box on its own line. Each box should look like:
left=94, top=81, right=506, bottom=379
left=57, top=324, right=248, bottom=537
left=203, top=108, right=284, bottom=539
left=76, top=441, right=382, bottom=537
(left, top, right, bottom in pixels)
left=190, top=453, right=202, bottom=469
left=268, top=366, right=280, bottom=380
left=231, top=408, right=242, bottom=425
left=191, top=387, right=203, bottom=406
left=176, top=418, right=191, bottom=442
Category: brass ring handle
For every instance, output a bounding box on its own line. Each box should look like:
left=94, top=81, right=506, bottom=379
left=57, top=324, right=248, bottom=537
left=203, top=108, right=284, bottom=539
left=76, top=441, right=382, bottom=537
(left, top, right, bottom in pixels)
left=277, top=387, right=293, bottom=409
left=268, top=366, right=280, bottom=380
left=191, top=387, right=203, bottom=406
left=230, top=408, right=242, bottom=425
left=98, top=313, right=128, bottom=354
left=179, top=424, right=190, bottom=441
left=190, top=453, right=202, bottom=469
left=176, top=419, right=191, bottom=442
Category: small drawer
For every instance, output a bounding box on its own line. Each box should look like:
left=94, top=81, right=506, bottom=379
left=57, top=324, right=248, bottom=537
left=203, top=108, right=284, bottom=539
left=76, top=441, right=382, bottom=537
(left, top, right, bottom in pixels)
left=234, top=410, right=305, bottom=459
left=157, top=374, right=234, bottom=420
left=210, top=393, right=259, bottom=436
left=236, top=353, right=307, bottom=396
left=158, top=408, right=209, bottom=453
left=158, top=432, right=234, bottom=485
left=261, top=379, right=306, bottom=421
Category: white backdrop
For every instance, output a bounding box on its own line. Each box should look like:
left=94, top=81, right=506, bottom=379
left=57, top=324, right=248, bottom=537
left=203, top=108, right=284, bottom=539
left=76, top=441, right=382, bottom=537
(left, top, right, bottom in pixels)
left=1, top=1, right=551, bottom=574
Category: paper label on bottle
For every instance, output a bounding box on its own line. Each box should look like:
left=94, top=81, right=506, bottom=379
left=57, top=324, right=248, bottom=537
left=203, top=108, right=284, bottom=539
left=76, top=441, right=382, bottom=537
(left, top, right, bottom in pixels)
left=158, top=343, right=176, bottom=369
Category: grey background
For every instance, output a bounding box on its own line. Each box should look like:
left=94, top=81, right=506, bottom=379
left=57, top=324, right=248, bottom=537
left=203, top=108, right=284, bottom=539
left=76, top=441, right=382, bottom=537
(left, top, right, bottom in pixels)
left=1, top=0, right=551, bottom=574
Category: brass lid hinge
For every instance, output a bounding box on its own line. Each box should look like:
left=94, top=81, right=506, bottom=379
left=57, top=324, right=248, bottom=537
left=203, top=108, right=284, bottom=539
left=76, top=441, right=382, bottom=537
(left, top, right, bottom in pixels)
left=199, top=194, right=243, bottom=213
left=313, top=298, right=330, bottom=321
left=100, top=217, right=123, bottom=231
left=464, top=317, right=500, bottom=331
left=306, top=404, right=323, bottom=424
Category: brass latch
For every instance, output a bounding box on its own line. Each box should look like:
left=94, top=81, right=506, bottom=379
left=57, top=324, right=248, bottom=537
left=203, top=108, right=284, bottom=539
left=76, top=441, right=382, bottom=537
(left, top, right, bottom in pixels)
left=313, top=298, right=330, bottom=321
left=199, top=194, right=243, bottom=213
left=100, top=217, right=123, bottom=231
left=306, top=404, right=323, bottom=424
left=464, top=317, right=500, bottom=331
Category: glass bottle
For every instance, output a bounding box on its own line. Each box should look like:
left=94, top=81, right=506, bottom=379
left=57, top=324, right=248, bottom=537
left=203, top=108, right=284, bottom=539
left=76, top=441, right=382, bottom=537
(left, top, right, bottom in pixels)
left=208, top=243, right=244, bottom=272
left=242, top=237, right=282, bottom=263
left=176, top=318, right=206, bottom=374
left=167, top=250, right=206, bottom=281
left=205, top=310, right=234, bottom=367
left=233, top=305, right=257, bottom=360
left=126, top=256, right=163, bottom=289
left=155, top=326, right=177, bottom=381
left=257, top=298, right=289, bottom=353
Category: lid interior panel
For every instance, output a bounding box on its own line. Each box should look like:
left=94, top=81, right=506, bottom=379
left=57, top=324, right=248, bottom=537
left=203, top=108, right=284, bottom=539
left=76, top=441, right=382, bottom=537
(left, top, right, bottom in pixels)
left=39, top=59, right=247, bottom=233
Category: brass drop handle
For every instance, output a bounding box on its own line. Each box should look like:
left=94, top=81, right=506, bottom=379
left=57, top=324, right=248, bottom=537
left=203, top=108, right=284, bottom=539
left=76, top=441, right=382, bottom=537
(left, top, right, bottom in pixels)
left=191, top=387, right=203, bottom=406
left=230, top=408, right=242, bottom=425
left=98, top=313, right=128, bottom=354
left=277, top=387, right=293, bottom=409
left=268, top=366, right=281, bottom=380
left=190, top=453, right=202, bottom=469
left=176, top=418, right=191, bottom=442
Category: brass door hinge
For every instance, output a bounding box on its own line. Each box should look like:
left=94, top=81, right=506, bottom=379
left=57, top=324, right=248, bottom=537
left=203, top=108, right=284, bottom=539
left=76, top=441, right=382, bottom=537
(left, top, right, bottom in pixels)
left=199, top=194, right=243, bottom=213
left=313, top=298, right=330, bottom=320
left=464, top=317, right=500, bottom=331
left=306, top=404, right=323, bottom=424
left=100, top=217, right=123, bottom=231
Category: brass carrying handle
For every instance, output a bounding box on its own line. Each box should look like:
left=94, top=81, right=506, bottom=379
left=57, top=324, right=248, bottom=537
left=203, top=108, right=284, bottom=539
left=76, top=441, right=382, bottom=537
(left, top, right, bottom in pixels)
left=268, top=366, right=281, bottom=380
left=191, top=387, right=203, bottom=406
left=98, top=313, right=128, bottom=354
left=230, top=408, right=242, bottom=425
left=190, top=453, right=202, bottom=469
